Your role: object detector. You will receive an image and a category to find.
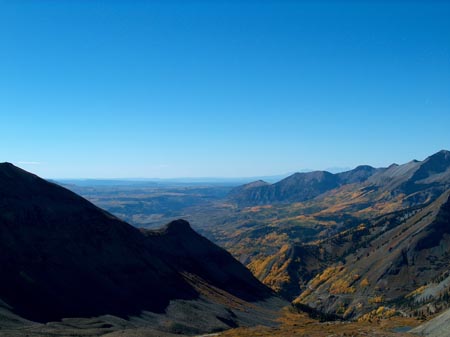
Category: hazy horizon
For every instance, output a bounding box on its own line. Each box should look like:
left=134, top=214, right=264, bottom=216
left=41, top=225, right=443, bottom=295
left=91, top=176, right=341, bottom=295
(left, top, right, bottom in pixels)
left=10, top=149, right=448, bottom=180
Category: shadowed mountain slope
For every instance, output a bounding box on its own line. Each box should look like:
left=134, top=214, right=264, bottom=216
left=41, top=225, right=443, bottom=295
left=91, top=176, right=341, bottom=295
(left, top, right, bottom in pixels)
left=142, top=219, right=272, bottom=302
left=0, top=163, right=282, bottom=335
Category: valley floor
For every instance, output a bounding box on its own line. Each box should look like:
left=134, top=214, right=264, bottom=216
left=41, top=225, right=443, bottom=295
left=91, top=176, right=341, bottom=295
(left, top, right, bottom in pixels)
left=218, top=307, right=421, bottom=337
left=1, top=304, right=423, bottom=337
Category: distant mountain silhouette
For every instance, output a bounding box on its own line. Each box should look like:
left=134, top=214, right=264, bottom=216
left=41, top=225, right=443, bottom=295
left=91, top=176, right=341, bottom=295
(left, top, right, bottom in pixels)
left=369, top=150, right=450, bottom=193
left=228, top=180, right=271, bottom=205
left=229, top=150, right=450, bottom=206
left=0, top=163, right=282, bottom=334
left=336, top=165, right=379, bottom=184
left=229, top=167, right=379, bottom=206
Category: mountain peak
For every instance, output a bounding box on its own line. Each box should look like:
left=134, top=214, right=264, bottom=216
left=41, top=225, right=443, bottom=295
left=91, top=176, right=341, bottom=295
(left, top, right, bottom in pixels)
left=244, top=180, right=270, bottom=188
left=337, top=165, right=379, bottom=184
left=418, top=149, right=450, bottom=170
left=288, top=170, right=333, bottom=180
left=163, top=219, right=194, bottom=234
left=0, top=162, right=21, bottom=173
left=255, top=179, right=268, bottom=184
left=354, top=165, right=375, bottom=171
left=0, top=162, right=37, bottom=178
left=429, top=149, right=450, bottom=159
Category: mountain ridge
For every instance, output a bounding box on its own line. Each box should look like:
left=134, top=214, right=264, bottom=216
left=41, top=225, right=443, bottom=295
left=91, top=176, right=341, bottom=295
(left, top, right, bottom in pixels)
left=229, top=150, right=450, bottom=206
left=0, top=163, right=284, bottom=335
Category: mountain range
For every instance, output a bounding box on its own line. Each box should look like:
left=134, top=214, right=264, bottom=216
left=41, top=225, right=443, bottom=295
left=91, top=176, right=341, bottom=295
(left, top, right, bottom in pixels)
left=214, top=150, right=450, bottom=319
left=229, top=150, right=450, bottom=207
left=2, top=150, right=450, bottom=336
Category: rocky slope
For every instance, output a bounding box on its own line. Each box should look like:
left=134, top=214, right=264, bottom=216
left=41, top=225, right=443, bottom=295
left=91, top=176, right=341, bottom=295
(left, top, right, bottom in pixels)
left=218, top=150, right=450, bottom=304
left=412, top=306, right=450, bottom=336
left=296, top=190, right=450, bottom=319
left=0, top=163, right=285, bottom=336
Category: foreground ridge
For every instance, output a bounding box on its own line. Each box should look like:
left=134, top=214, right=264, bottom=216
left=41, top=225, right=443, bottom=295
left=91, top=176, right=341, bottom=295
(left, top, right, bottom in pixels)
left=0, top=164, right=285, bottom=336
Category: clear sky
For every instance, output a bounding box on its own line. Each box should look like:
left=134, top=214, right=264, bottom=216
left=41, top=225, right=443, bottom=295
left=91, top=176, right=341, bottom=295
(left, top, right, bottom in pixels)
left=1, top=0, right=449, bottom=178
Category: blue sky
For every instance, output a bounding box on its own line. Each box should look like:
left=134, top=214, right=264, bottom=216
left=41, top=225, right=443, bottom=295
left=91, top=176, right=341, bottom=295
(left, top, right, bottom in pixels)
left=1, top=0, right=449, bottom=178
